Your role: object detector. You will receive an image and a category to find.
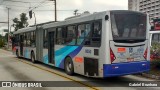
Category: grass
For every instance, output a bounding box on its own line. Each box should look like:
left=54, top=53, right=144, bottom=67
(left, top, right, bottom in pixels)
left=147, top=60, right=160, bottom=76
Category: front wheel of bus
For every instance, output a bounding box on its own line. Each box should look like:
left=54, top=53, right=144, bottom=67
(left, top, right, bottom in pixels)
left=31, top=52, right=36, bottom=63
left=65, top=57, right=74, bottom=75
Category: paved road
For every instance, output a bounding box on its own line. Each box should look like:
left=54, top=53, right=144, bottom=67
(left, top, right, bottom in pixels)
left=0, top=49, right=159, bottom=90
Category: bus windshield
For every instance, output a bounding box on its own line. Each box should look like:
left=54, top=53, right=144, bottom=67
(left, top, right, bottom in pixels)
left=111, top=11, right=147, bottom=42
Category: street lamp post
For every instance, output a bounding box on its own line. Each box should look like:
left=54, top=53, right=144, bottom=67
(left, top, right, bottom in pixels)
left=7, top=7, right=10, bottom=49
left=49, top=0, right=57, bottom=21
left=32, top=12, right=37, bottom=25
left=54, top=0, right=57, bottom=22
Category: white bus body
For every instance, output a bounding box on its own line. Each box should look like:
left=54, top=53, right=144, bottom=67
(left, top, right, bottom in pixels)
left=13, top=10, right=150, bottom=78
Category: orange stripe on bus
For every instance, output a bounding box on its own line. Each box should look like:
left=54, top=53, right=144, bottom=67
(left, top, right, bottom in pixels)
left=117, top=48, right=126, bottom=53
left=75, top=57, right=83, bottom=63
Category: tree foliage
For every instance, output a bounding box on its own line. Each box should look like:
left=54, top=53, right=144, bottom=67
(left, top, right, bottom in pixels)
left=0, top=35, right=5, bottom=47
left=13, top=13, right=29, bottom=31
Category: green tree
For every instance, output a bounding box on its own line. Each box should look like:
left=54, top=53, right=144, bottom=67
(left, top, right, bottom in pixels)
left=5, top=33, right=8, bottom=42
left=0, top=34, right=2, bottom=38
left=13, top=13, right=29, bottom=31
left=0, top=35, right=5, bottom=47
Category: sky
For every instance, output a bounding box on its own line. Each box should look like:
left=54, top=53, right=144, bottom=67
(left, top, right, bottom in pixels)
left=0, top=0, right=128, bottom=33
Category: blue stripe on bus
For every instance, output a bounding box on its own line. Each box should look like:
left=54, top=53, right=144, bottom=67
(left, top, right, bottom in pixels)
left=103, top=61, right=150, bottom=77
left=69, top=46, right=83, bottom=58
left=24, top=49, right=29, bottom=59
left=42, top=29, right=89, bottom=68
left=43, top=55, right=49, bottom=64
left=42, top=46, right=83, bottom=68
left=59, top=46, right=83, bottom=68
left=55, top=46, right=78, bottom=67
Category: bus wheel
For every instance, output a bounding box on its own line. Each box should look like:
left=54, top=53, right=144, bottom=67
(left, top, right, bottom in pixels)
left=31, top=52, right=36, bottom=63
left=16, top=50, right=19, bottom=58
left=64, top=57, right=74, bottom=75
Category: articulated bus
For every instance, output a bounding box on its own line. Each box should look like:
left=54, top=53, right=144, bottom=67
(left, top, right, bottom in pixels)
left=13, top=10, right=150, bottom=78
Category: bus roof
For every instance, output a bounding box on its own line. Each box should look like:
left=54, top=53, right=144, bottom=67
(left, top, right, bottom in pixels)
left=13, top=26, right=36, bottom=34
left=13, top=10, right=146, bottom=34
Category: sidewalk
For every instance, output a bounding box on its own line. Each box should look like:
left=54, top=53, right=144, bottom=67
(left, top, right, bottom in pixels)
left=141, top=60, right=160, bottom=80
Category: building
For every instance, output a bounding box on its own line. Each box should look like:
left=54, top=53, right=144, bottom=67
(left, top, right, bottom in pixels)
left=128, top=0, right=160, bottom=20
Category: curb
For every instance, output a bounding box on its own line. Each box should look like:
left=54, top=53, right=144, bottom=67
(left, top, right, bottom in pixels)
left=1, top=47, right=12, bottom=51
left=142, top=73, right=160, bottom=80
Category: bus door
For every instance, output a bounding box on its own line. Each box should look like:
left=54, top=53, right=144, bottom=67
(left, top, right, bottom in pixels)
left=20, top=35, right=24, bottom=56
left=48, top=31, right=55, bottom=64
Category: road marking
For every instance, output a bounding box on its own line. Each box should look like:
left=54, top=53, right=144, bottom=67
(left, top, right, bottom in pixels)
left=15, top=58, right=100, bottom=90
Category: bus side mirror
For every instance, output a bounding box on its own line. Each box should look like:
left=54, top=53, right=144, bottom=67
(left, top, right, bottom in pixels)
left=105, top=15, right=109, bottom=21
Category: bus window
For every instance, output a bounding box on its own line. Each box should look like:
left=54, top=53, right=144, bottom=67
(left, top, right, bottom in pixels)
left=130, top=26, right=137, bottom=38
left=77, top=24, right=91, bottom=45
left=122, top=27, right=129, bottom=37
left=66, top=26, right=76, bottom=45
left=138, top=24, right=145, bottom=37
left=56, top=28, right=65, bottom=45
left=89, top=21, right=102, bottom=47
left=78, top=24, right=85, bottom=37
left=26, top=32, right=31, bottom=47
left=43, top=30, right=48, bottom=48
left=111, top=12, right=146, bottom=42
left=23, top=33, right=27, bottom=47
left=31, top=31, right=36, bottom=47
left=84, top=24, right=91, bottom=45
left=92, top=22, right=101, bottom=42
left=77, top=24, right=85, bottom=45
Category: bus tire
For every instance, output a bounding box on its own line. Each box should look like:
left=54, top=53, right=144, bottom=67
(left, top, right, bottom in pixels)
left=31, top=51, right=36, bottom=63
left=64, top=57, right=74, bottom=75
left=16, top=50, right=19, bottom=58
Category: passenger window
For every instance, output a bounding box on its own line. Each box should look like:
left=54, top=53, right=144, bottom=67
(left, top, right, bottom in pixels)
left=26, top=32, right=31, bottom=47
left=56, top=28, right=66, bottom=45
left=31, top=32, right=33, bottom=46
left=77, top=24, right=91, bottom=45
left=43, top=30, right=48, bottom=48
left=92, top=22, right=101, bottom=41
left=66, top=26, right=76, bottom=45
left=78, top=24, right=85, bottom=37
left=31, top=31, right=36, bottom=47
left=76, top=21, right=102, bottom=47
left=23, top=33, right=27, bottom=47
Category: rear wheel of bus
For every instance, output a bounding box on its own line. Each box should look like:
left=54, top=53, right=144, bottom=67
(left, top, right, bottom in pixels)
left=65, top=57, right=74, bottom=75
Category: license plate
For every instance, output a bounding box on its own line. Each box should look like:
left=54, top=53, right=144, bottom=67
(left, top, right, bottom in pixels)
left=127, top=58, right=134, bottom=62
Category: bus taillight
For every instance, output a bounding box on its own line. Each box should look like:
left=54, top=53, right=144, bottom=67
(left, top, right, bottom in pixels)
left=143, top=48, right=148, bottom=60
left=110, top=48, right=116, bottom=63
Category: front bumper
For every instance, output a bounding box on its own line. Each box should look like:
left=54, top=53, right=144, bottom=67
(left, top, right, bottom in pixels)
left=103, top=61, right=150, bottom=77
